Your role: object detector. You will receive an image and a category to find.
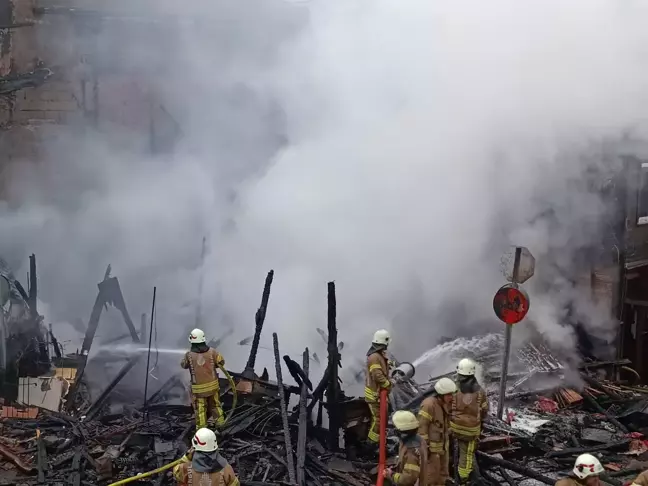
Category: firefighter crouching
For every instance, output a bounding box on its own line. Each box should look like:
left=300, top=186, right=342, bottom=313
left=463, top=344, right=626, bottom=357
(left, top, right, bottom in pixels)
left=181, top=328, right=226, bottom=429
left=365, top=329, right=393, bottom=447
left=383, top=411, right=428, bottom=486
left=418, top=377, right=456, bottom=486
left=555, top=454, right=603, bottom=486
left=450, top=358, right=488, bottom=485
left=630, top=469, right=648, bottom=486
left=173, top=428, right=240, bottom=486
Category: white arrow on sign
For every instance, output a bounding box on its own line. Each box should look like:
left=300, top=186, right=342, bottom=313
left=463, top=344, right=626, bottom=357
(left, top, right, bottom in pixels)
left=500, top=246, right=535, bottom=284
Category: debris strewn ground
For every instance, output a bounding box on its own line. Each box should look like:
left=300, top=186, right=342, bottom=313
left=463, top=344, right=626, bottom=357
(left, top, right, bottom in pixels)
left=2, top=266, right=648, bottom=485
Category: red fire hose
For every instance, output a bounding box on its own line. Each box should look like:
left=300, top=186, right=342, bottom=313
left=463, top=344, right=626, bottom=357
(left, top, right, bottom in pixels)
left=376, top=388, right=389, bottom=486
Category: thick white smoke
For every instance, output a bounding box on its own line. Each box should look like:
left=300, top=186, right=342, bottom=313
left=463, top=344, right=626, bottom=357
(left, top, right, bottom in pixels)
left=2, top=0, right=648, bottom=388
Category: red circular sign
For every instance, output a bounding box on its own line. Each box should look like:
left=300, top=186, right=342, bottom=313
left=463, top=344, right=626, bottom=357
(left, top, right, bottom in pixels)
left=493, top=284, right=530, bottom=325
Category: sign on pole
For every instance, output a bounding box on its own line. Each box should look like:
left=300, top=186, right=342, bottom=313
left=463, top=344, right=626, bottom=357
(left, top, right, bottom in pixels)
left=500, top=246, right=535, bottom=284
left=493, top=284, right=530, bottom=325
left=495, top=246, right=534, bottom=420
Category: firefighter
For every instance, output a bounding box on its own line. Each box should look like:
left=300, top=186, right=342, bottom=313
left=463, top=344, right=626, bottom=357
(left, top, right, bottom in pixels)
left=630, top=469, right=648, bottom=486
left=365, top=329, right=392, bottom=447
left=450, top=358, right=488, bottom=485
left=383, top=410, right=428, bottom=486
left=555, top=453, right=603, bottom=486
left=181, top=328, right=226, bottom=429
left=418, top=377, right=456, bottom=486
left=173, top=428, right=240, bottom=486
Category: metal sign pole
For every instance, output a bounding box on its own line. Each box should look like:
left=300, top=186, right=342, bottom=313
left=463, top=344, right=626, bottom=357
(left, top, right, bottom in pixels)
left=497, top=247, right=521, bottom=420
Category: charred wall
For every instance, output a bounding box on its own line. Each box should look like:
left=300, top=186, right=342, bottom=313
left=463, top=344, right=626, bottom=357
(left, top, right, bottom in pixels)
left=0, top=0, right=180, bottom=176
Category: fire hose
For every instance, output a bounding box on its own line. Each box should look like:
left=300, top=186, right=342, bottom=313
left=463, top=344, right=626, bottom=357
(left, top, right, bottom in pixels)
left=107, top=455, right=189, bottom=486
left=375, top=388, right=388, bottom=486
left=218, top=363, right=238, bottom=426
left=107, top=367, right=238, bottom=486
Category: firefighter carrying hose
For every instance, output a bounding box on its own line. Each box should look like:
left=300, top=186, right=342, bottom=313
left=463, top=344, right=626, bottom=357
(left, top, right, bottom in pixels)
left=365, top=329, right=393, bottom=448
left=418, top=377, right=456, bottom=486
left=450, top=358, right=488, bottom=485
left=383, top=410, right=428, bottom=486
left=173, top=428, right=240, bottom=486
left=630, top=469, right=648, bottom=486
left=181, top=328, right=226, bottom=429
left=555, top=454, right=603, bottom=486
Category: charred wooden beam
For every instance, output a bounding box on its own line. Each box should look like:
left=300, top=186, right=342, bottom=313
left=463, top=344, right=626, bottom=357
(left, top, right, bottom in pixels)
left=36, top=429, right=48, bottom=483
left=582, top=390, right=629, bottom=433
left=272, top=332, right=296, bottom=483
left=307, top=363, right=331, bottom=414
left=326, top=281, right=340, bottom=451
left=296, top=348, right=309, bottom=486
left=243, top=270, right=274, bottom=378
left=477, top=452, right=554, bottom=485
left=0, top=442, right=35, bottom=474
left=544, top=439, right=629, bottom=458
left=66, top=270, right=140, bottom=409
left=28, top=254, right=38, bottom=315
left=84, top=355, right=143, bottom=421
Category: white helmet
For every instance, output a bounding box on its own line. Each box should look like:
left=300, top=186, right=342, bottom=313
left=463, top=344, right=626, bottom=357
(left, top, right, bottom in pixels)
left=392, top=410, right=419, bottom=431
left=189, top=328, right=206, bottom=344
left=456, top=358, right=476, bottom=376
left=573, top=454, right=603, bottom=479
left=434, top=377, right=457, bottom=395
left=372, top=329, right=390, bottom=346
left=192, top=428, right=218, bottom=452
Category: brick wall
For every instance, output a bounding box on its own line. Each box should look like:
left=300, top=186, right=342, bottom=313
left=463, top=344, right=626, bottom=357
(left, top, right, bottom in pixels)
left=0, top=0, right=174, bottom=172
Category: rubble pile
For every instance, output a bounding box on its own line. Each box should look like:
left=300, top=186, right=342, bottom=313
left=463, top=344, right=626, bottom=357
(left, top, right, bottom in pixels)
left=476, top=362, right=648, bottom=485
left=0, top=398, right=376, bottom=486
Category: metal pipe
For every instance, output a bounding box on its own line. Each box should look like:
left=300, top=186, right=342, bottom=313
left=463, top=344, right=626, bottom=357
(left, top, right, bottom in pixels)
left=497, top=247, right=520, bottom=419
left=143, top=287, right=157, bottom=418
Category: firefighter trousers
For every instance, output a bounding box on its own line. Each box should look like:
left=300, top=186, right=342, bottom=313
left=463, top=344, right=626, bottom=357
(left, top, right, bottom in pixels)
left=192, top=392, right=224, bottom=430
left=366, top=401, right=380, bottom=443
left=456, top=437, right=477, bottom=484
left=427, top=451, right=449, bottom=486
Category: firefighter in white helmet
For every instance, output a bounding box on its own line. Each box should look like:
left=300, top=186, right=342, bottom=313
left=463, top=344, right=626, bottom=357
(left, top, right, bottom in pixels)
left=180, top=328, right=226, bottom=430
left=629, top=469, right=648, bottom=486
left=418, top=377, right=456, bottom=486
left=173, top=428, right=240, bottom=486
left=365, top=329, right=393, bottom=447
left=383, top=410, right=427, bottom=486
left=450, top=358, right=488, bottom=484
left=555, top=453, right=603, bottom=485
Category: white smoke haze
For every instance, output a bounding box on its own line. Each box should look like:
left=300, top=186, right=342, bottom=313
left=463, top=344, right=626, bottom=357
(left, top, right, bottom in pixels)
left=2, top=0, right=648, bottom=392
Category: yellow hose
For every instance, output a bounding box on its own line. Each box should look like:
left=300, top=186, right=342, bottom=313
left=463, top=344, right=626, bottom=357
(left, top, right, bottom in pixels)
left=218, top=364, right=238, bottom=426
left=107, top=455, right=187, bottom=486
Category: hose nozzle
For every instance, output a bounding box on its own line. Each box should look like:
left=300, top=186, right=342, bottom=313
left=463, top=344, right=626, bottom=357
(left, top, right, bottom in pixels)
left=391, top=362, right=415, bottom=382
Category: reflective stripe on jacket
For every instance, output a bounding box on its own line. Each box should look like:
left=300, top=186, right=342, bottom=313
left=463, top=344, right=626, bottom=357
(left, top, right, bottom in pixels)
left=392, top=435, right=428, bottom=486
left=450, top=381, right=488, bottom=438
left=181, top=348, right=225, bottom=397
left=418, top=395, right=449, bottom=453
left=365, top=351, right=390, bottom=402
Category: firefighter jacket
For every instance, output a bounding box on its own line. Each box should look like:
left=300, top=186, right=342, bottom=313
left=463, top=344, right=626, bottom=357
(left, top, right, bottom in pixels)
left=418, top=394, right=449, bottom=453
left=173, top=451, right=239, bottom=486
left=181, top=346, right=225, bottom=398
left=392, top=434, right=428, bottom=486
left=554, top=477, right=586, bottom=486
left=450, top=377, right=488, bottom=438
left=631, top=470, right=648, bottom=486
left=365, top=344, right=391, bottom=403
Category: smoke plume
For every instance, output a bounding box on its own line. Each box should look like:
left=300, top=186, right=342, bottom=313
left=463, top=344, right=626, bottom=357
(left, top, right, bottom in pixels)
left=2, top=0, right=648, bottom=387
